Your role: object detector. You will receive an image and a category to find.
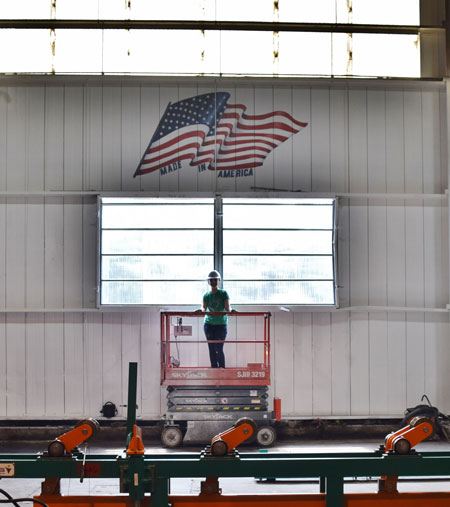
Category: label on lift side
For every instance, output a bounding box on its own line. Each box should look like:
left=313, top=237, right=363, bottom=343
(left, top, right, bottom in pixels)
left=237, top=371, right=266, bottom=378
left=174, top=325, right=192, bottom=336
left=0, top=463, right=14, bottom=477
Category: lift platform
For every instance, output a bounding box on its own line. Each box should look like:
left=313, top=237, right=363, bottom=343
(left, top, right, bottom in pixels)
left=160, top=311, right=276, bottom=447
left=160, top=311, right=271, bottom=386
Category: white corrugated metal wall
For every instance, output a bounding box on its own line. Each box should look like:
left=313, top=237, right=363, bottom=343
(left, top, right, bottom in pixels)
left=0, top=79, right=448, bottom=419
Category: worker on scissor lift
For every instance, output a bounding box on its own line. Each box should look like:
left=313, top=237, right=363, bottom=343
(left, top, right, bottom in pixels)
left=195, top=270, right=237, bottom=368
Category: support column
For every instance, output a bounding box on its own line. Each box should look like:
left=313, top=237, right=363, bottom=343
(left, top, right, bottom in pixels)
left=151, top=478, right=170, bottom=507
left=447, top=81, right=450, bottom=311
left=445, top=2, right=450, bottom=312
left=325, top=475, right=344, bottom=507
left=420, top=0, right=446, bottom=78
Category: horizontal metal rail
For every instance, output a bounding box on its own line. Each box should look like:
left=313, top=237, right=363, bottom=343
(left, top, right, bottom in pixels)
left=0, top=19, right=440, bottom=33
left=162, top=311, right=270, bottom=316
left=0, top=190, right=446, bottom=200
left=0, top=306, right=447, bottom=313
left=5, top=451, right=450, bottom=476
left=164, top=340, right=267, bottom=343
left=5, top=450, right=450, bottom=507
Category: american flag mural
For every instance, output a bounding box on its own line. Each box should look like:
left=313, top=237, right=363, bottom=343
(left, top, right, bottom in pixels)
left=134, top=92, right=307, bottom=176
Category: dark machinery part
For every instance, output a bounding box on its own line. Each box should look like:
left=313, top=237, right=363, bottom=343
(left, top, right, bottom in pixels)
left=210, top=417, right=257, bottom=456
left=47, top=418, right=99, bottom=457
left=0, top=499, right=49, bottom=507
left=378, top=415, right=435, bottom=493
left=0, top=489, right=49, bottom=507
left=161, top=426, right=184, bottom=448
left=235, top=417, right=258, bottom=433
left=47, top=440, right=66, bottom=458
left=100, top=402, right=118, bottom=418
left=210, top=439, right=228, bottom=457
left=256, top=426, right=277, bottom=447
left=401, top=395, right=450, bottom=443
left=393, top=437, right=411, bottom=455
left=167, top=385, right=269, bottom=412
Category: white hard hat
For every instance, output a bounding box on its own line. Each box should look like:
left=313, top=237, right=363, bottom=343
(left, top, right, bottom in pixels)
left=207, top=270, right=221, bottom=280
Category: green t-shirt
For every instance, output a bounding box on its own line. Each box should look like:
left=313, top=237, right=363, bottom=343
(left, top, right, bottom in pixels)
left=203, top=289, right=230, bottom=325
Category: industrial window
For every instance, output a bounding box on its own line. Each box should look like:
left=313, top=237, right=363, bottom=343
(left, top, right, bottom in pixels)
left=100, top=197, right=215, bottom=305
left=222, top=198, right=335, bottom=305
left=98, top=196, right=336, bottom=306
left=0, top=0, right=422, bottom=78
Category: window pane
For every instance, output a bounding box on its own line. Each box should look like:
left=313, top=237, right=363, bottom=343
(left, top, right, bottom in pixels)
left=224, top=198, right=335, bottom=205
left=223, top=230, right=333, bottom=254
left=278, top=32, right=332, bottom=76
left=0, top=29, right=421, bottom=78
left=0, top=30, right=52, bottom=73
left=103, top=29, right=221, bottom=75
left=350, top=0, right=419, bottom=25
left=102, top=255, right=213, bottom=280
left=54, top=30, right=104, bottom=73
left=224, top=255, right=334, bottom=280
left=277, top=0, right=337, bottom=23
left=102, top=197, right=215, bottom=205
left=102, top=204, right=213, bottom=229
left=227, top=281, right=335, bottom=305
left=0, top=0, right=50, bottom=18
left=220, top=31, right=276, bottom=75
left=102, top=230, right=213, bottom=254
left=55, top=0, right=104, bottom=19
left=1, top=0, right=418, bottom=24
left=352, top=34, right=420, bottom=78
left=102, top=281, right=207, bottom=305
left=223, top=204, right=333, bottom=229
left=100, top=0, right=216, bottom=21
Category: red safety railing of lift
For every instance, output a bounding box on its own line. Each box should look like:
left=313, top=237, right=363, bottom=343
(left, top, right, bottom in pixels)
left=160, top=311, right=271, bottom=386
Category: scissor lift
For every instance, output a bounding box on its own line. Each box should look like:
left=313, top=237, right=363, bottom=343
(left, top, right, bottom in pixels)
left=160, top=311, right=277, bottom=447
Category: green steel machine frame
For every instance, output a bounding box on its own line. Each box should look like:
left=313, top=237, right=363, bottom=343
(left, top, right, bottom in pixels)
left=2, top=363, right=450, bottom=507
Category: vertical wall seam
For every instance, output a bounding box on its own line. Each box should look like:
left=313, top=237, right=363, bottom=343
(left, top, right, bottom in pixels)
left=290, top=86, right=294, bottom=191
left=4, top=87, right=8, bottom=310
left=4, top=315, right=7, bottom=416
left=139, top=312, right=143, bottom=416
left=384, top=89, right=389, bottom=408
left=309, top=87, right=312, bottom=192
left=420, top=90, right=426, bottom=396
left=82, top=85, right=86, bottom=192
left=101, top=85, right=104, bottom=191
left=310, top=313, right=313, bottom=415
left=384, top=90, right=389, bottom=308
left=365, top=88, right=369, bottom=305
left=328, top=87, right=331, bottom=192
left=120, top=85, right=123, bottom=192
left=348, top=311, right=352, bottom=416
left=329, top=313, right=332, bottom=415
left=157, top=84, right=161, bottom=193
left=43, top=86, right=47, bottom=414
left=402, top=88, right=409, bottom=404
left=120, top=313, right=124, bottom=414
left=365, top=88, right=371, bottom=413
left=101, top=312, right=104, bottom=416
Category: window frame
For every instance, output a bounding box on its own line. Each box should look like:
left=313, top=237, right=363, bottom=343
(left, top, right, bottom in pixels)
left=97, top=192, right=338, bottom=310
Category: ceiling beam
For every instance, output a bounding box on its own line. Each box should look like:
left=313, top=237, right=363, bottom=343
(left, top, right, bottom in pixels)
left=0, top=19, right=442, bottom=34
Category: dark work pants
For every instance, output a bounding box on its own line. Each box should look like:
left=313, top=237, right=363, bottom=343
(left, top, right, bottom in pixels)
left=204, top=323, right=227, bottom=368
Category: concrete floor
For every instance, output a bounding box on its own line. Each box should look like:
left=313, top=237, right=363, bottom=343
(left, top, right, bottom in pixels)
left=2, top=439, right=450, bottom=498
